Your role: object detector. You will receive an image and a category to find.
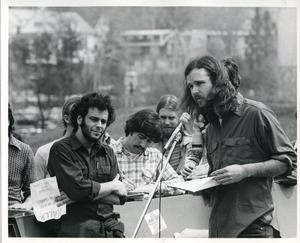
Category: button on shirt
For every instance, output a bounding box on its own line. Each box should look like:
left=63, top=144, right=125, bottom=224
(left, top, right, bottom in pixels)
left=8, top=135, right=36, bottom=206
left=205, top=93, right=296, bottom=238
left=47, top=132, right=120, bottom=219
left=111, top=138, right=184, bottom=195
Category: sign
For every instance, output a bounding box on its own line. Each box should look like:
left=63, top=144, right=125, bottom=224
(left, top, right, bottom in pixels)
left=30, top=177, right=66, bottom=222
left=144, top=209, right=167, bottom=235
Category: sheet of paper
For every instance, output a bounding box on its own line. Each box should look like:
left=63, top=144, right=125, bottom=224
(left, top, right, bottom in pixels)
left=30, top=176, right=66, bottom=222
left=144, top=209, right=167, bottom=235
left=168, top=177, right=219, bottom=192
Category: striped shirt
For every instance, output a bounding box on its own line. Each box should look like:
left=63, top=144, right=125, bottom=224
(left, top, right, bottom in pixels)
left=111, top=138, right=185, bottom=195
left=8, top=135, right=36, bottom=206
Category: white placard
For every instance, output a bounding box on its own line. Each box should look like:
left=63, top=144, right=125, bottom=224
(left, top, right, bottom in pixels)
left=30, top=176, right=66, bottom=222
left=144, top=209, right=167, bottom=235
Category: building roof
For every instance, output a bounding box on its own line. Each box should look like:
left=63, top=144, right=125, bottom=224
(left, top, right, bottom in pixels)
left=119, top=29, right=177, bottom=47
left=9, top=8, right=95, bottom=36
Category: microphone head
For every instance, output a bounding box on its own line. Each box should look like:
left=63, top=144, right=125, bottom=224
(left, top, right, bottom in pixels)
left=179, top=112, right=191, bottom=123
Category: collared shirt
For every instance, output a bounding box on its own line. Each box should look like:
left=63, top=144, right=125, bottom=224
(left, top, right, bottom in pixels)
left=8, top=135, right=36, bottom=206
left=152, top=131, right=192, bottom=173
left=205, top=93, right=296, bottom=238
left=35, top=132, right=115, bottom=181
left=47, top=132, right=120, bottom=220
left=111, top=138, right=184, bottom=195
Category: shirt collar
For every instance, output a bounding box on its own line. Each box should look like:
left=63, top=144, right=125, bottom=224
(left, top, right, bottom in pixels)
left=69, top=132, right=103, bottom=153
left=9, top=135, right=22, bottom=150
left=232, top=92, right=245, bottom=117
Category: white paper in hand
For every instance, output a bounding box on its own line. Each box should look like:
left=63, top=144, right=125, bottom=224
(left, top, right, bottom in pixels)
left=168, top=176, right=219, bottom=193
left=144, top=209, right=167, bottom=235
left=30, top=177, right=66, bottom=222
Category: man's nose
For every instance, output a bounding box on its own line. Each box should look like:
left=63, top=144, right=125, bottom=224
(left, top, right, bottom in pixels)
left=164, top=118, right=171, bottom=125
left=96, top=121, right=104, bottom=129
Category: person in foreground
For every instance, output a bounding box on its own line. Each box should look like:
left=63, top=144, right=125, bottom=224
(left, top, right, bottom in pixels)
left=110, top=109, right=185, bottom=196
left=153, top=94, right=192, bottom=173
left=8, top=104, right=36, bottom=210
left=179, top=55, right=296, bottom=238
left=47, top=92, right=127, bottom=237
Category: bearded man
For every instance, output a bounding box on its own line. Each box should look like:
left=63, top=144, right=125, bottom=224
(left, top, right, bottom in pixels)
left=179, top=55, right=296, bottom=238
left=152, top=94, right=192, bottom=173
left=47, top=92, right=127, bottom=237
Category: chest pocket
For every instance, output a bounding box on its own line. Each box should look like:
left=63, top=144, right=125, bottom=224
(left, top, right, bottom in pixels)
left=96, top=165, right=110, bottom=183
left=207, top=142, right=218, bottom=170
left=223, top=137, right=251, bottom=165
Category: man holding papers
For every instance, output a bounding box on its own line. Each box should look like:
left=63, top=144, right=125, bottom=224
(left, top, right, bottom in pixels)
left=179, top=56, right=296, bottom=238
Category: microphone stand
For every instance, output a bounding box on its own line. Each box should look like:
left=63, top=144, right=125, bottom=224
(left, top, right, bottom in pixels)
left=132, top=132, right=182, bottom=238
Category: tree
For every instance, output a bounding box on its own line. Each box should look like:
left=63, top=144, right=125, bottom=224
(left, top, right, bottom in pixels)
left=9, top=20, right=84, bottom=130
left=244, top=8, right=278, bottom=100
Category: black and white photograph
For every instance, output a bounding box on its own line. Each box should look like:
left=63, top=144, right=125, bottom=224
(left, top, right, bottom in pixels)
left=1, top=0, right=298, bottom=241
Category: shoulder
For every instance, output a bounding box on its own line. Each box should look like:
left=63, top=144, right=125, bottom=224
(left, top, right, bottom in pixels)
left=243, top=98, right=276, bottom=118
left=35, top=140, right=58, bottom=157
left=145, top=147, right=163, bottom=157
left=101, top=143, right=116, bottom=156
left=11, top=136, right=33, bottom=155
left=51, top=136, right=71, bottom=150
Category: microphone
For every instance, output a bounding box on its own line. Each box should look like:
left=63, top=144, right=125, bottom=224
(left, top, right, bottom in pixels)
left=162, top=112, right=191, bottom=153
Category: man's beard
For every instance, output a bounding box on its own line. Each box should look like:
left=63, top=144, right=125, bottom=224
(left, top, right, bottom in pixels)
left=80, top=120, right=103, bottom=142
left=195, top=98, right=215, bottom=118
left=162, top=126, right=175, bottom=139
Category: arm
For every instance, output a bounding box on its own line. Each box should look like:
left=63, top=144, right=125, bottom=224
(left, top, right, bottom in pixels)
left=34, top=149, right=48, bottom=180
left=48, top=144, right=126, bottom=201
left=56, top=188, right=125, bottom=207
left=15, top=146, right=36, bottom=210
left=211, top=159, right=289, bottom=185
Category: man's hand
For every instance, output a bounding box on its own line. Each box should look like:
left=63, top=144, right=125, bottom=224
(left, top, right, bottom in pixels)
left=186, top=164, right=208, bottom=180
left=181, top=161, right=196, bottom=178
left=210, top=164, right=248, bottom=185
left=112, top=174, right=127, bottom=196
left=132, top=184, right=157, bottom=194
left=122, top=177, right=137, bottom=191
left=9, top=202, right=33, bottom=210
left=55, top=190, right=76, bottom=207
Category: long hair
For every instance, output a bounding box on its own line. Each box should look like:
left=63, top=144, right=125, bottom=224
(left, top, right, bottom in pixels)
left=221, top=57, right=241, bottom=90
left=156, top=94, right=178, bottom=113
left=179, top=55, right=237, bottom=122
left=61, top=95, right=81, bottom=128
left=125, top=109, right=162, bottom=143
left=71, top=92, right=116, bottom=132
left=8, top=103, right=15, bottom=137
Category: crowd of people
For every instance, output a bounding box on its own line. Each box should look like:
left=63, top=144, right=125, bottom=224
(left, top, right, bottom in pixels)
left=8, top=55, right=297, bottom=238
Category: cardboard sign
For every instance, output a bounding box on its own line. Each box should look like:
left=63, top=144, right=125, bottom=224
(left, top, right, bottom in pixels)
left=30, top=177, right=66, bottom=222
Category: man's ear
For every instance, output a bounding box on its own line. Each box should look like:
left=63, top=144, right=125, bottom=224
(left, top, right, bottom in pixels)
left=63, top=114, right=70, bottom=124
left=77, top=115, right=82, bottom=125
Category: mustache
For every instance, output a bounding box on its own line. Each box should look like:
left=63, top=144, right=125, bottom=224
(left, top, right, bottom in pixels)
left=194, top=93, right=205, bottom=100
left=133, top=145, right=145, bottom=151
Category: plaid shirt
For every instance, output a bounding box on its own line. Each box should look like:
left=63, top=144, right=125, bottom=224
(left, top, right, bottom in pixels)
left=8, top=135, right=36, bottom=206
left=111, top=138, right=184, bottom=195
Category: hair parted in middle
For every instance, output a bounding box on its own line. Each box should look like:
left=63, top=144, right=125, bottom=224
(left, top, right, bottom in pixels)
left=70, top=91, right=116, bottom=132
left=124, top=109, right=163, bottom=143
left=156, top=94, right=178, bottom=114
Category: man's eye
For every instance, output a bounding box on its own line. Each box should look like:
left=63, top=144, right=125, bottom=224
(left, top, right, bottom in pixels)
left=187, top=84, right=193, bottom=89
